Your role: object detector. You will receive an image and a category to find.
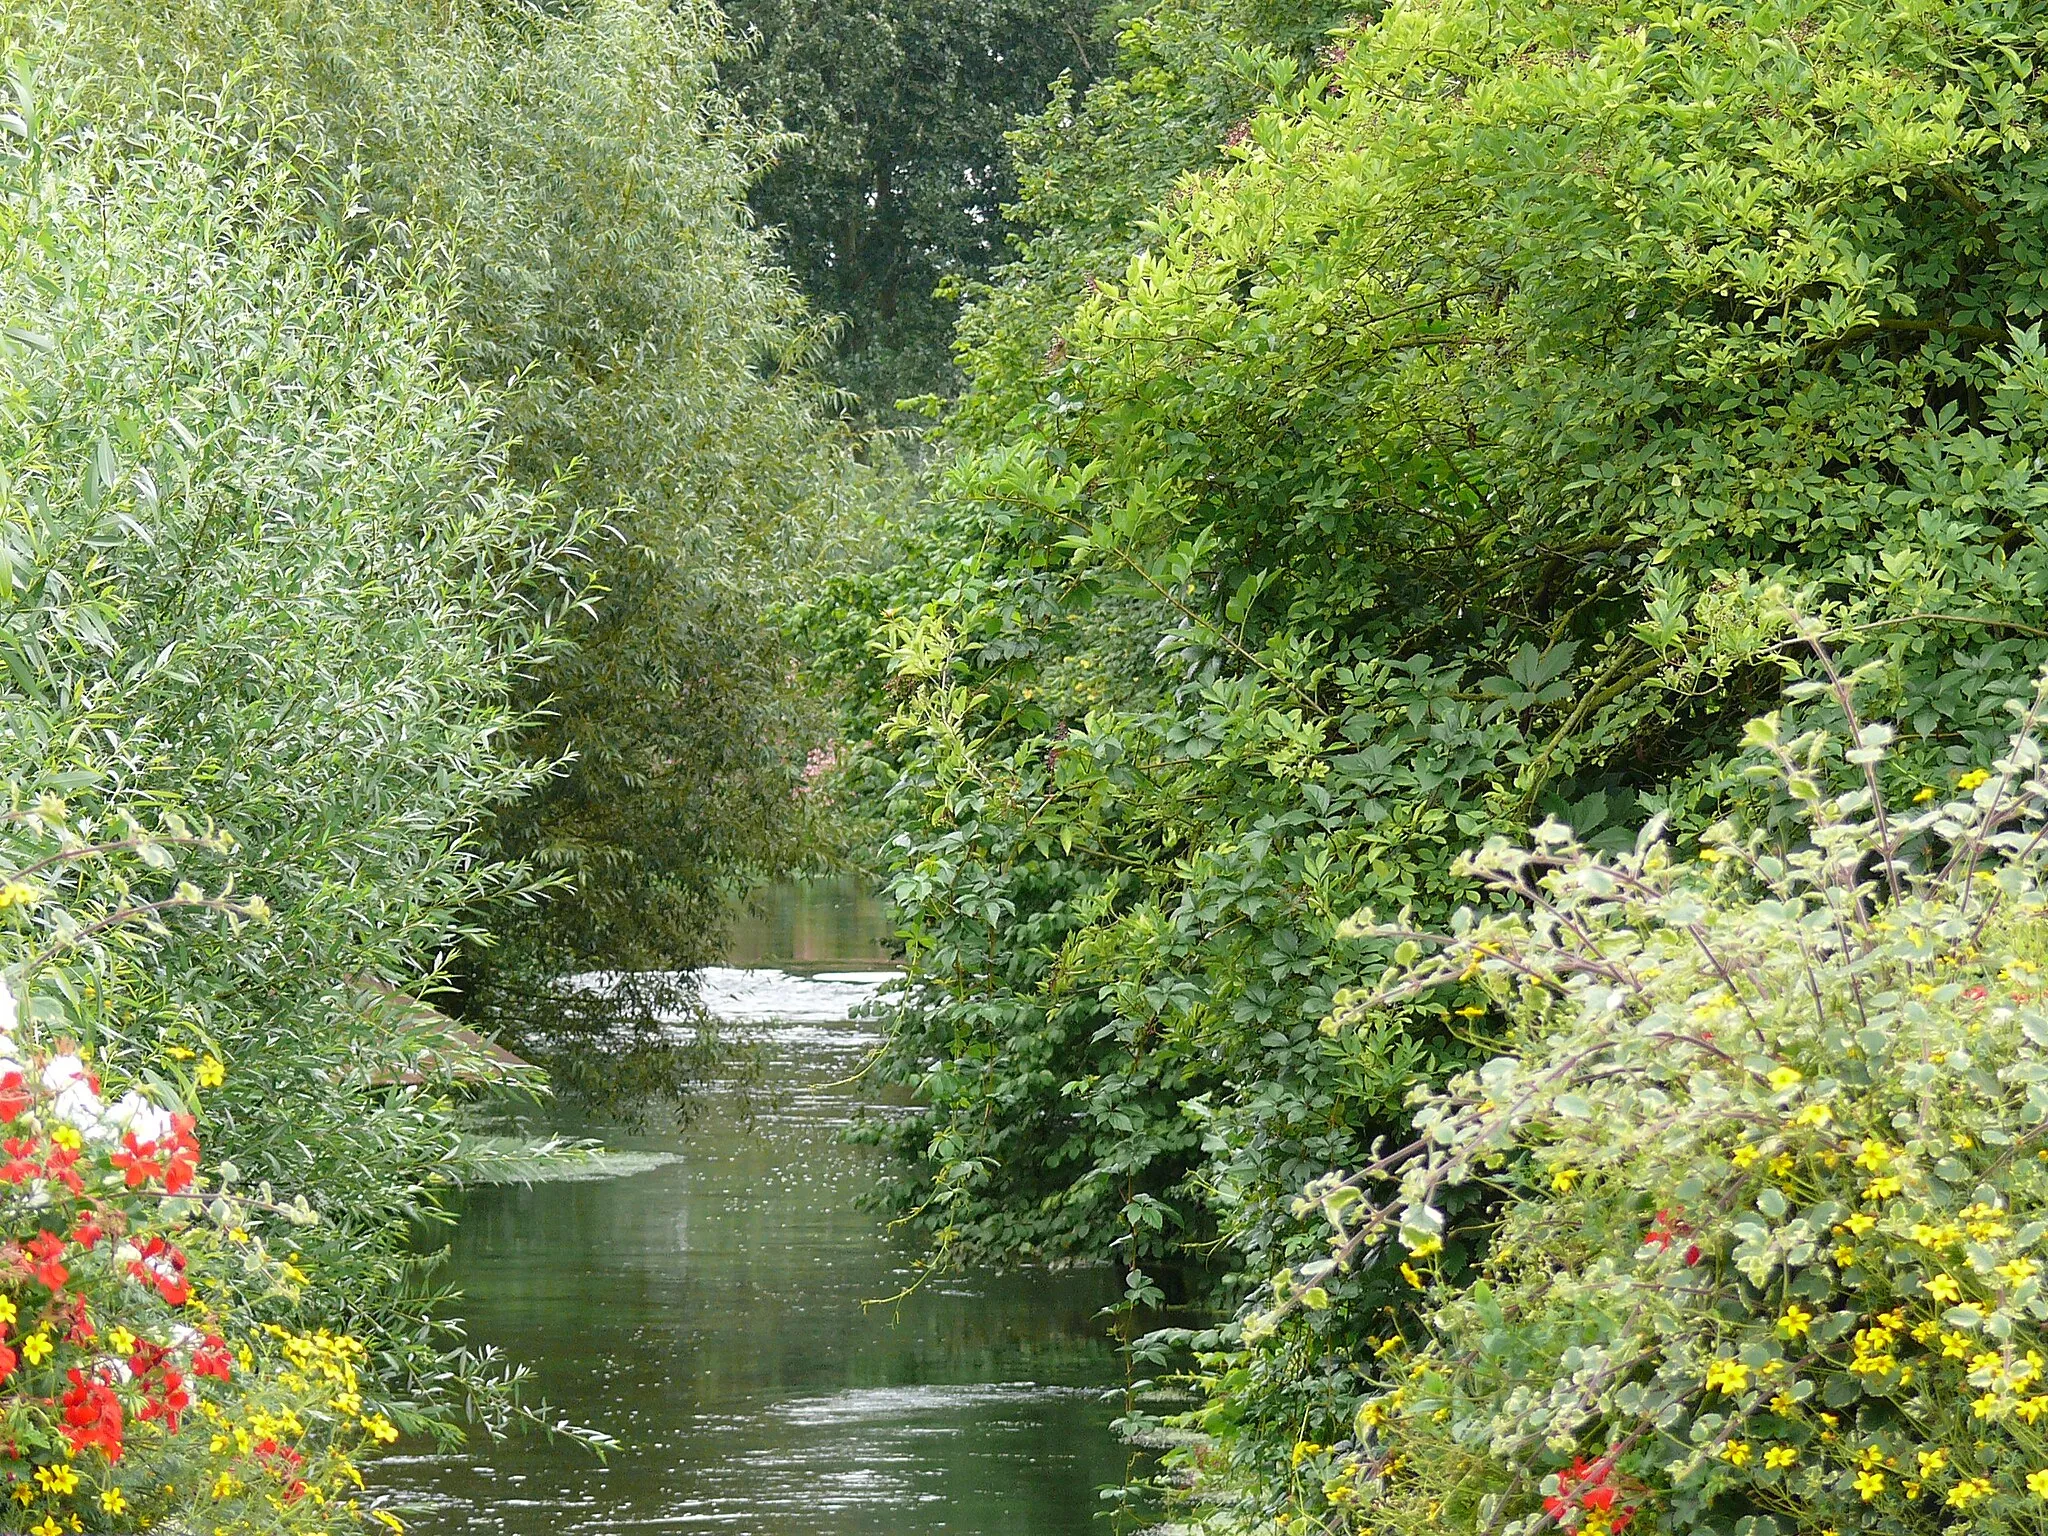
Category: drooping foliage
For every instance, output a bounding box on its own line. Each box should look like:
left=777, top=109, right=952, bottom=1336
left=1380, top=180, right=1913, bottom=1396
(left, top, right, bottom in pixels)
left=0, top=0, right=861, bottom=1455
left=66, top=0, right=875, bottom=1105
left=827, top=0, right=2048, bottom=1522
left=318, top=0, right=876, bottom=1097
left=716, top=0, right=1105, bottom=414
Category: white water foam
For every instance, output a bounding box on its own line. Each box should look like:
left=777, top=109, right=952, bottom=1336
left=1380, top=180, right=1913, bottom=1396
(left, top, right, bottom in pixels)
left=693, top=966, right=898, bottom=1026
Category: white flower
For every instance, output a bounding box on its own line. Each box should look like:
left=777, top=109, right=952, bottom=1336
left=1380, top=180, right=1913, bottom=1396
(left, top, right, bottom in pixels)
left=104, top=1091, right=172, bottom=1147
left=43, top=1054, right=104, bottom=1135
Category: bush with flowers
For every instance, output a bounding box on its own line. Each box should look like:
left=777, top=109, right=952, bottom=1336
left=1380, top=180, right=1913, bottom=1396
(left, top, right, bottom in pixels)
left=0, top=799, right=409, bottom=1533
left=1225, top=660, right=2048, bottom=1536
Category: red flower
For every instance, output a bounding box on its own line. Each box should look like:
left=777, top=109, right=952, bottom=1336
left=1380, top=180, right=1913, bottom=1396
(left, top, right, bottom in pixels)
left=60, top=1366, right=124, bottom=1461
left=163, top=1113, right=200, bottom=1194
left=1643, top=1209, right=1702, bottom=1266
left=126, top=1237, right=187, bottom=1307
left=109, top=1116, right=203, bottom=1194
left=26, top=1230, right=67, bottom=1292
left=0, top=1071, right=29, bottom=1124
left=254, top=1436, right=308, bottom=1497
left=139, top=1367, right=189, bottom=1434
left=0, top=1339, right=15, bottom=1385
left=110, top=1131, right=163, bottom=1189
left=71, top=1210, right=103, bottom=1251
left=43, top=1144, right=82, bottom=1196
left=192, top=1333, right=233, bottom=1381
left=1545, top=1456, right=1620, bottom=1523
left=0, top=1137, right=39, bottom=1186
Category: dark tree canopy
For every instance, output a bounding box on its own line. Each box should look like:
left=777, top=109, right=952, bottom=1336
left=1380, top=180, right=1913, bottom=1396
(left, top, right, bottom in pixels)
left=719, top=0, right=1104, bottom=416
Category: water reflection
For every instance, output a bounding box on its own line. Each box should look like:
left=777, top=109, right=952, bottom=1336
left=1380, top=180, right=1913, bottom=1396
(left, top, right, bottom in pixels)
left=372, top=916, right=1134, bottom=1534
left=724, top=876, right=898, bottom=969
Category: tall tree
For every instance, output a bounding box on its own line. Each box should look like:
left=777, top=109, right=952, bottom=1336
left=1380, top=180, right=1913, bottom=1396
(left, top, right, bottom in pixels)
left=719, top=0, right=1104, bottom=416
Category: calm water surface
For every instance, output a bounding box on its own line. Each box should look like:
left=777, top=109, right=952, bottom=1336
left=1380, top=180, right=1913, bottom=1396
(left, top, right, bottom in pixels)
left=372, top=883, right=1133, bottom=1534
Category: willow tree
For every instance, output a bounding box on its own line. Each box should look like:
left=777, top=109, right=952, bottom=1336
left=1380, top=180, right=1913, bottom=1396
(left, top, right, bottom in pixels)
left=64, top=0, right=878, bottom=1105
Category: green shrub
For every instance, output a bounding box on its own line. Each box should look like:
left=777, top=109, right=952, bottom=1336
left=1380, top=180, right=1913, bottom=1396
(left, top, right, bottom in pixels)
left=0, top=17, right=580, bottom=1421
left=842, top=0, right=2048, bottom=1509
left=1201, top=666, right=2048, bottom=1534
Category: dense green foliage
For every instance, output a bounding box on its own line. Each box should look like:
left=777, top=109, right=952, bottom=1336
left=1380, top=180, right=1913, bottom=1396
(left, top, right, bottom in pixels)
left=62, top=0, right=875, bottom=1104
left=0, top=9, right=579, bottom=1415
left=1267, top=683, right=2048, bottom=1536
left=717, top=0, right=1103, bottom=414
left=825, top=0, right=2048, bottom=1523
left=0, top=0, right=865, bottom=1442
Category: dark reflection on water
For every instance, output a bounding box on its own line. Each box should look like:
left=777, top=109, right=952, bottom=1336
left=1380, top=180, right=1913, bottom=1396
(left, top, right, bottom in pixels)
left=371, top=887, right=1133, bottom=1535
left=725, top=875, right=898, bottom=968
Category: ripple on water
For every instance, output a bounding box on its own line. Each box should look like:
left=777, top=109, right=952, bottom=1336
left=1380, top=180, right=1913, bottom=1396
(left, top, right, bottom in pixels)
left=370, top=961, right=1131, bottom=1536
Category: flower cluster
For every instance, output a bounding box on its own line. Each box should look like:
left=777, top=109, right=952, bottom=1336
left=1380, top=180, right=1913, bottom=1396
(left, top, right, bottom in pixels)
left=0, top=983, right=404, bottom=1532
left=1259, top=682, right=2048, bottom=1535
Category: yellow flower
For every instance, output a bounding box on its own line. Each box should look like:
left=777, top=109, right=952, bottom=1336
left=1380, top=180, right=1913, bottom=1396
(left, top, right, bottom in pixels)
left=1918, top=1449, right=1949, bottom=1477
left=1552, top=1166, right=1580, bottom=1193
left=1705, top=1358, right=1751, bottom=1394
left=35, top=1464, right=77, bottom=1495
left=1732, top=1145, right=1760, bottom=1169
left=2029, top=1468, right=2048, bottom=1498
left=98, top=1489, right=127, bottom=1515
left=1778, top=1306, right=1814, bottom=1339
left=373, top=1515, right=407, bottom=1534
left=1948, top=1477, right=1995, bottom=1509
left=21, top=1331, right=52, bottom=1365
left=1841, top=1212, right=1877, bottom=1236
left=1927, top=1274, right=1962, bottom=1303
left=196, top=1055, right=225, bottom=1088
left=1863, top=1176, right=1903, bottom=1201
left=1942, top=1331, right=1973, bottom=1359
left=1721, top=1440, right=1752, bottom=1466
left=1959, top=768, right=1992, bottom=791
left=107, top=1327, right=136, bottom=1356
left=1915, top=786, right=1937, bottom=803
left=47, top=1126, right=80, bottom=1153
left=1855, top=1469, right=1886, bottom=1500
left=0, top=1296, right=15, bottom=1328
left=1767, top=1066, right=1802, bottom=1091
left=1770, top=1392, right=1798, bottom=1415
left=2000, top=1257, right=2039, bottom=1286
left=1764, top=1446, right=1797, bottom=1469
left=360, top=1414, right=399, bottom=1445
left=1768, top=1152, right=1795, bottom=1177
left=1856, top=1139, right=1893, bottom=1172
left=29, top=1517, right=60, bottom=1536
left=1793, top=1102, right=1832, bottom=1127
left=1399, top=1263, right=1423, bottom=1291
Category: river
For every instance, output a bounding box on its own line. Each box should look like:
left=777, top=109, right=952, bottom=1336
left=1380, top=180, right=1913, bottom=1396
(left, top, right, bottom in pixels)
left=370, top=879, right=1136, bottom=1534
